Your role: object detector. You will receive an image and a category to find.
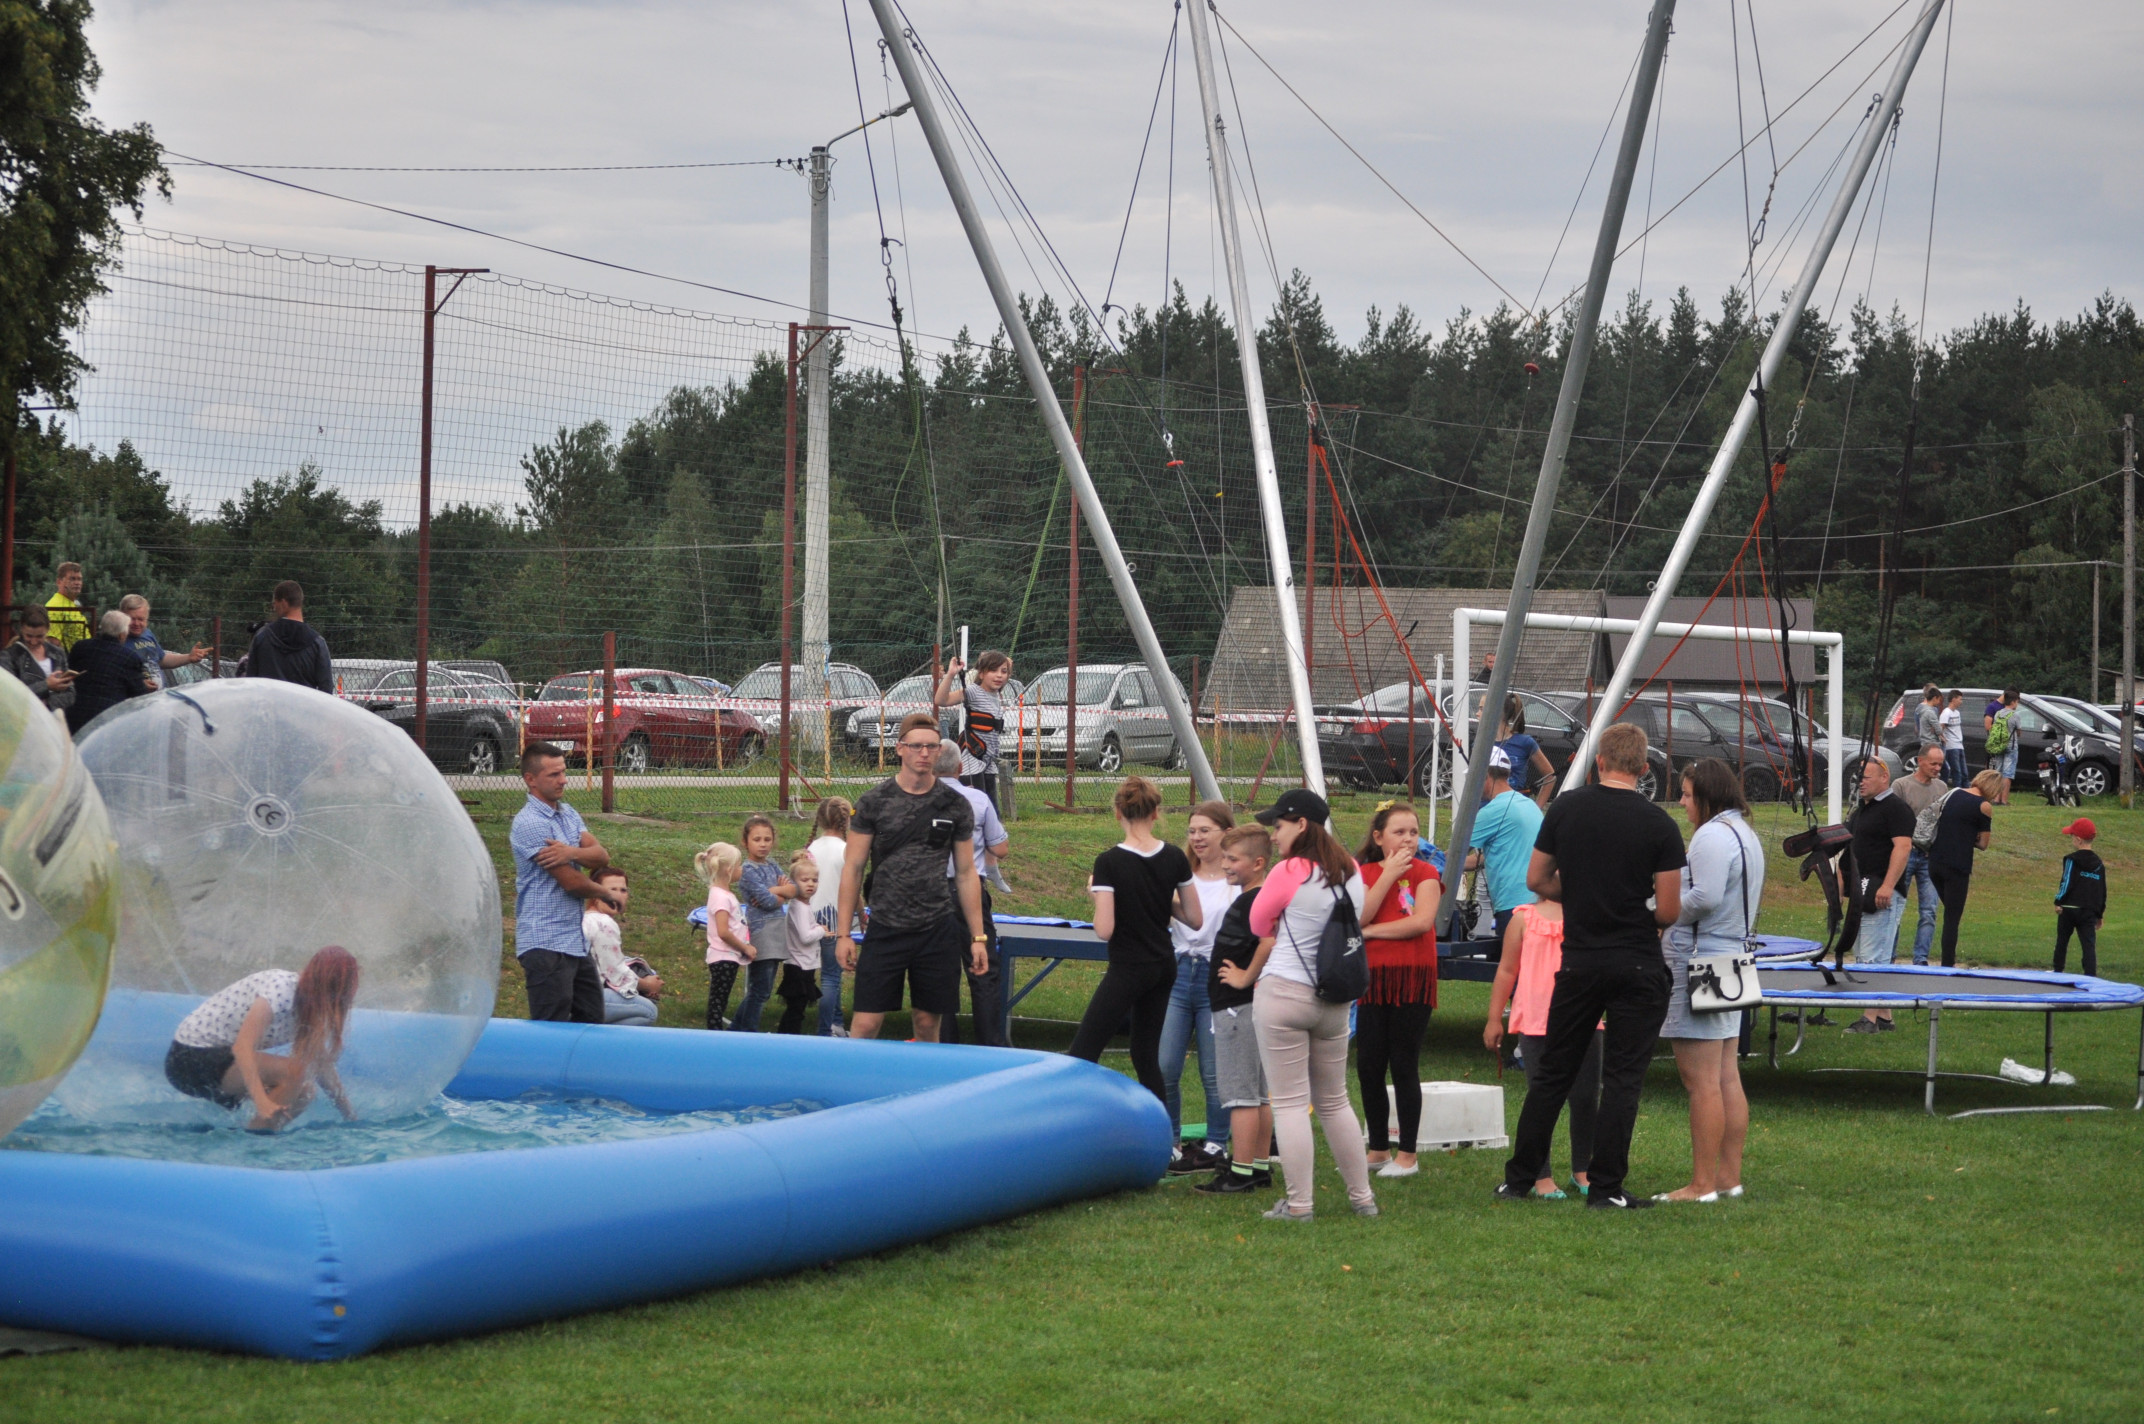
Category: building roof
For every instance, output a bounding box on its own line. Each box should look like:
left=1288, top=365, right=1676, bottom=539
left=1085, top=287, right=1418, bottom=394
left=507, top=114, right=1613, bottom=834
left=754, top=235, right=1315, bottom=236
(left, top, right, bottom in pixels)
left=1601, top=596, right=1819, bottom=689
left=1202, top=586, right=1611, bottom=712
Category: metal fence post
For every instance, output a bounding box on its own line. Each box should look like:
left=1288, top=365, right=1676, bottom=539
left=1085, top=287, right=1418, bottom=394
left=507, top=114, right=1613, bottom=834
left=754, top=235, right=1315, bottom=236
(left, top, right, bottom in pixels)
left=602, top=631, right=616, bottom=814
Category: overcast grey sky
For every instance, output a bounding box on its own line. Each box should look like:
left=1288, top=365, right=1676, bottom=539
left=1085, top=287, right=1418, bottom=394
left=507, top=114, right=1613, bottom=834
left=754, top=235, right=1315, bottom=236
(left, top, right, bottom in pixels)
left=85, top=0, right=2143, bottom=355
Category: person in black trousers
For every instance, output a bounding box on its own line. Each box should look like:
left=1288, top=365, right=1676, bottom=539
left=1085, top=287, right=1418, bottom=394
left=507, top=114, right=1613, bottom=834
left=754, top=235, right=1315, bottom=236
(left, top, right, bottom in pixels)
left=1928, top=769, right=1998, bottom=967
left=1498, top=722, right=1685, bottom=1211
left=2052, top=816, right=2106, bottom=977
left=1067, top=776, right=1202, bottom=1101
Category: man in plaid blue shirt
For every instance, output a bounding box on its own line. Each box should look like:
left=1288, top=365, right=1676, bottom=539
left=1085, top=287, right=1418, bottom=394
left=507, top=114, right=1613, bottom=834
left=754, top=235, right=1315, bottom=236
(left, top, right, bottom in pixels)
left=511, top=742, right=618, bottom=1022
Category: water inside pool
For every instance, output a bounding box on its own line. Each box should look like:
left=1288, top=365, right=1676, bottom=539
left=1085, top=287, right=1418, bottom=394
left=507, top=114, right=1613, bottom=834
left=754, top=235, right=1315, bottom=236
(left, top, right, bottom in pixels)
left=3, top=1094, right=822, bottom=1170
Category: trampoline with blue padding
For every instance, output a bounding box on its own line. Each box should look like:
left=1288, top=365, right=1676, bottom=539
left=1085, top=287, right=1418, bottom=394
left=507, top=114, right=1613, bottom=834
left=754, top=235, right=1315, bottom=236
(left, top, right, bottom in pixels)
left=1752, top=962, right=2144, bottom=1118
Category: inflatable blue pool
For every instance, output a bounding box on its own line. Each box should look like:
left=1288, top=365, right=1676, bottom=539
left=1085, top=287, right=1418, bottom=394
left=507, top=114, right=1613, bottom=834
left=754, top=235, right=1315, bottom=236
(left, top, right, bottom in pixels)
left=0, top=998, right=1169, bottom=1360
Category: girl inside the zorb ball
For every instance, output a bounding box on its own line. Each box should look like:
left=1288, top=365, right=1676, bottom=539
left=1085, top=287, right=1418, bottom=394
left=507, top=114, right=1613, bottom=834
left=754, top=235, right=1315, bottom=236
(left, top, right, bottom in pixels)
left=163, top=944, right=360, bottom=1131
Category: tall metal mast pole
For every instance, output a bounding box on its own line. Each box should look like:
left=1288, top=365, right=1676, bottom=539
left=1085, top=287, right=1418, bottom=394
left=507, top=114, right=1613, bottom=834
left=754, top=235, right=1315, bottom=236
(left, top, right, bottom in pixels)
left=2122, top=414, right=2136, bottom=805
left=1181, top=0, right=1324, bottom=794
left=801, top=145, right=834, bottom=749
left=1436, top=0, right=1677, bottom=933
left=865, top=0, right=1222, bottom=802
left=1568, top=0, right=1949, bottom=792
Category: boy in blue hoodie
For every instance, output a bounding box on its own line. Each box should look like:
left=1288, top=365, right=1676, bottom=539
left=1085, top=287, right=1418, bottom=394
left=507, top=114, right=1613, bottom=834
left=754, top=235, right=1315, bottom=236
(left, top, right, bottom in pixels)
left=2052, top=818, right=2106, bottom=977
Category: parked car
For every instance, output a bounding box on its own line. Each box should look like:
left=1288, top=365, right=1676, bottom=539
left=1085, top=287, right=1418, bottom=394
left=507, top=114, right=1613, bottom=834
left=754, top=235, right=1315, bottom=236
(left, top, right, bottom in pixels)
left=845, top=674, right=936, bottom=756
left=1677, top=693, right=1867, bottom=802
left=1016, top=663, right=1188, bottom=773
left=1456, top=686, right=1675, bottom=801
left=348, top=666, right=520, bottom=775
left=521, top=668, right=763, bottom=772
left=2033, top=696, right=2144, bottom=799
left=726, top=662, right=882, bottom=737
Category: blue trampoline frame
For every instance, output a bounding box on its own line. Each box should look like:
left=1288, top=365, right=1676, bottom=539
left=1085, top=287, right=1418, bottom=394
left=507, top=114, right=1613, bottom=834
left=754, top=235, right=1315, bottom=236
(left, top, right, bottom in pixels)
left=0, top=1017, right=1168, bottom=1360
left=1752, top=962, right=2144, bottom=1118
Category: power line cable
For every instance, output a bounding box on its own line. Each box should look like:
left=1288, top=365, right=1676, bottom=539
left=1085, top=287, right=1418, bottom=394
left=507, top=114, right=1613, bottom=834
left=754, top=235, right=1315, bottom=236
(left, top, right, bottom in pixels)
left=169, top=158, right=799, bottom=173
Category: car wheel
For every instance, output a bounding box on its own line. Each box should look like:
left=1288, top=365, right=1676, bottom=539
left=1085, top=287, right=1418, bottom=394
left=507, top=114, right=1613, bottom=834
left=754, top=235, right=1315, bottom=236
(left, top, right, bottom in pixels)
left=1412, top=756, right=1453, bottom=800
left=732, top=733, right=764, bottom=768
left=1166, top=740, right=1188, bottom=771
left=617, top=733, right=652, bottom=775
left=1095, top=735, right=1124, bottom=774
left=2073, top=760, right=2112, bottom=799
left=1636, top=765, right=1663, bottom=801
left=466, top=735, right=501, bottom=776
left=1743, top=766, right=1782, bottom=803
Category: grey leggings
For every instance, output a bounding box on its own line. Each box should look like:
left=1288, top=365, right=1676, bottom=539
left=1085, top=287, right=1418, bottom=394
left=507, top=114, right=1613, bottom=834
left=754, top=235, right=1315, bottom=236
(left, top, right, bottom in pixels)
left=1521, top=1029, right=1604, bottom=1178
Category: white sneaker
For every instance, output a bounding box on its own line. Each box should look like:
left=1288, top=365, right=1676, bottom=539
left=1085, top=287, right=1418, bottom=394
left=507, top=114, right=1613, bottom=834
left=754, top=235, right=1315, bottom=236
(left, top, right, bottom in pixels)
left=829, top=1026, right=850, bottom=1038
left=1375, top=1160, right=1419, bottom=1178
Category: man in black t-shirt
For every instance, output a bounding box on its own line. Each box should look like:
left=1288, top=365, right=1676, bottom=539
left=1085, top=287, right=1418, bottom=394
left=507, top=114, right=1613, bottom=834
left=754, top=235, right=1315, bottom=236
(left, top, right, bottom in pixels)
left=836, top=713, right=988, bottom=1042
left=1498, top=722, right=1685, bottom=1210
left=1843, top=757, right=1915, bottom=1031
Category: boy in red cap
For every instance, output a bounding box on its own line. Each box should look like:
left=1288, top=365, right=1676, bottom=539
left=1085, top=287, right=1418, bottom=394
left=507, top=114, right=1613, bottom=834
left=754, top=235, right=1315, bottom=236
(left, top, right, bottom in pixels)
left=2052, top=818, right=2105, bottom=977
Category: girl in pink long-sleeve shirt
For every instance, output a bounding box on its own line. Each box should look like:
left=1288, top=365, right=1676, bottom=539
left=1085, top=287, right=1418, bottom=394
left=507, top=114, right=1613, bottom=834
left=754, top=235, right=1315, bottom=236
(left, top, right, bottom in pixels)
left=1219, top=790, right=1373, bottom=1222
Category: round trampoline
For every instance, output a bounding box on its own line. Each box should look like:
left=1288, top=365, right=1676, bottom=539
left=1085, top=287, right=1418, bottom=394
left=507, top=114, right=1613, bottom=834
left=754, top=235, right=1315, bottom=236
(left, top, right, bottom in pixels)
left=1753, top=962, right=2144, bottom=1118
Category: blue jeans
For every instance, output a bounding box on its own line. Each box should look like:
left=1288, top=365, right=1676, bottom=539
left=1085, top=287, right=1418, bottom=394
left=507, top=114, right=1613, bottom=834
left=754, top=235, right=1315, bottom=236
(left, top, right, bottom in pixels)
left=1159, top=953, right=1226, bottom=1146
left=734, top=957, right=780, bottom=1031
left=1943, top=748, right=1968, bottom=788
left=1855, top=895, right=1907, bottom=966
left=1905, top=849, right=1938, bottom=965
left=816, top=938, right=845, bottom=1034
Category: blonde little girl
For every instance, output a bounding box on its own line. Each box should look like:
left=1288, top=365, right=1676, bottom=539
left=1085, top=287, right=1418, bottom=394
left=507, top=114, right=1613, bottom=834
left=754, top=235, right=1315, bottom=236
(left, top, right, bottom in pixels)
left=695, top=841, right=754, bottom=1030
left=776, top=850, right=826, bottom=1034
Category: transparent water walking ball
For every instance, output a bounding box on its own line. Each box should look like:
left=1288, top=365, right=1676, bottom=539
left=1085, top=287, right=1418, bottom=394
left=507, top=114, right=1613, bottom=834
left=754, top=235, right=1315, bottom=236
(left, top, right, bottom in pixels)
left=0, top=674, right=120, bottom=1141
left=58, top=679, right=501, bottom=1123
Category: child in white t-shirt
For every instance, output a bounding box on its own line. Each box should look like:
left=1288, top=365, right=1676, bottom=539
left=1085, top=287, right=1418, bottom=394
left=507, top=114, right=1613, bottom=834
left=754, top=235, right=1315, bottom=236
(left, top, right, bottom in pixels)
left=584, top=867, right=661, bottom=1027
left=808, top=797, right=853, bottom=1036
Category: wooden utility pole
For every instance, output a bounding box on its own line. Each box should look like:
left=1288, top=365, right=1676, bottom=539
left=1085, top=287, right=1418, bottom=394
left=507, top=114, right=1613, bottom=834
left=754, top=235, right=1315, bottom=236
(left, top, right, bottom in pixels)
left=2092, top=561, right=2101, bottom=706
left=416, top=266, right=486, bottom=758
left=2123, top=415, right=2137, bottom=805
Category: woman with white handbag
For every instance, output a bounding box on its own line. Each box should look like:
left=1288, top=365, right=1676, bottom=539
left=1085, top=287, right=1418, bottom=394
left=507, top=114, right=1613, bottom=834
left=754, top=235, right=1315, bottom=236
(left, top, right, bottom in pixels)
left=1656, top=759, right=1763, bottom=1203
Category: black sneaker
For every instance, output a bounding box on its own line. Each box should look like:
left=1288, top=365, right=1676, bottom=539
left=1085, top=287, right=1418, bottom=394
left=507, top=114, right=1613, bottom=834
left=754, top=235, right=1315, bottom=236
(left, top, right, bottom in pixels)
left=1167, top=1142, right=1217, bottom=1176
left=1586, top=1190, right=1656, bottom=1210
left=1875, top=1017, right=1897, bottom=1032
left=1250, top=1166, right=1273, bottom=1188
left=1195, top=1167, right=1262, bottom=1195
left=1492, top=1182, right=1534, bottom=1202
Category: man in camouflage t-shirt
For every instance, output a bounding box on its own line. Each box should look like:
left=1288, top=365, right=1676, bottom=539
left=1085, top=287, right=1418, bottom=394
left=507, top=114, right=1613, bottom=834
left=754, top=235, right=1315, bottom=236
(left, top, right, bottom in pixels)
left=837, top=712, right=988, bottom=1042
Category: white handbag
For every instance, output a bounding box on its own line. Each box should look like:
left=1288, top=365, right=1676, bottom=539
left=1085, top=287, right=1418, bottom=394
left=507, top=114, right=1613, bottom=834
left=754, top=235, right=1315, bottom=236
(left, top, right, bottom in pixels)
left=1687, top=827, right=1765, bottom=1014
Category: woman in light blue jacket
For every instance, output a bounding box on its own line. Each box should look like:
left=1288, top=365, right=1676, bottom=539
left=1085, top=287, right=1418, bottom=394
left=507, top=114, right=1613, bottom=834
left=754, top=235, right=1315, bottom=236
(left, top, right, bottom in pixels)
left=1658, top=758, right=1761, bottom=1202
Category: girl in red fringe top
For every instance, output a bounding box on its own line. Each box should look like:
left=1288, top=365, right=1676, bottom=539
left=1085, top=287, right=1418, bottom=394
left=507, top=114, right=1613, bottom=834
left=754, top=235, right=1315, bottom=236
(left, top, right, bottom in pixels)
left=1354, top=802, right=1440, bottom=1177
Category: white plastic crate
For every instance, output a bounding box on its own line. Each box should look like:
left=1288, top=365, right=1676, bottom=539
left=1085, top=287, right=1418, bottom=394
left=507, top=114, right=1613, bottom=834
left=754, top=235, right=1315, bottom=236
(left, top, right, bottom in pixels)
left=1380, top=1080, right=1507, bottom=1151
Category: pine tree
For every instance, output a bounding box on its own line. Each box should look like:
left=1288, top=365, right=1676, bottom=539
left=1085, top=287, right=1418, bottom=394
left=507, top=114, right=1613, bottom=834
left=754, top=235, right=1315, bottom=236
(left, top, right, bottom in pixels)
left=40, top=504, right=178, bottom=622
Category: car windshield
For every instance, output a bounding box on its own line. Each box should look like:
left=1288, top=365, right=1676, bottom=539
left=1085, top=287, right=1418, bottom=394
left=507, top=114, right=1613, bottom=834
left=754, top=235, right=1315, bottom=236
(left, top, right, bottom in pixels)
left=538, top=676, right=594, bottom=701
left=2034, top=699, right=2101, bottom=736
left=1347, top=682, right=1425, bottom=715
left=729, top=668, right=785, bottom=699
left=881, top=675, right=934, bottom=703
left=1028, top=669, right=1115, bottom=706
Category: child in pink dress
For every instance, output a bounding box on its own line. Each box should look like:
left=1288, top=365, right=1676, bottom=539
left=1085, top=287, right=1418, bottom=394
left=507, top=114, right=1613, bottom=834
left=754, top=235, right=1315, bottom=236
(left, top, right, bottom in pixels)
left=1484, top=897, right=1604, bottom=1199
left=694, top=842, right=753, bottom=1030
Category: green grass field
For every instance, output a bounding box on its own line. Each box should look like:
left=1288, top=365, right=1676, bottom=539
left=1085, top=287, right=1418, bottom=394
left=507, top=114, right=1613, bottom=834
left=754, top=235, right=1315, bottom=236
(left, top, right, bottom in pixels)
left=8, top=789, right=2144, bottom=1423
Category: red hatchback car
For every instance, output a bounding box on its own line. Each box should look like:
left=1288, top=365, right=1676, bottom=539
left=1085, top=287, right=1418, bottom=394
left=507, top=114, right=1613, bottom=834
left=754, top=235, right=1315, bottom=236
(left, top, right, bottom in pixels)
left=522, top=668, right=764, bottom=772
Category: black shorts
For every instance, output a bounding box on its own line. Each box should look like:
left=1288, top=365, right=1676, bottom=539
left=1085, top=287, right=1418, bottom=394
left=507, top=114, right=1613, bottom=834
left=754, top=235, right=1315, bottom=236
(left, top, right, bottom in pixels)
left=165, top=1041, right=242, bottom=1108
left=852, top=917, right=965, bottom=1016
